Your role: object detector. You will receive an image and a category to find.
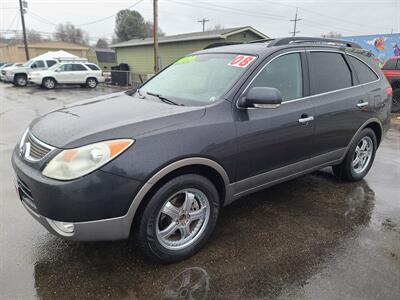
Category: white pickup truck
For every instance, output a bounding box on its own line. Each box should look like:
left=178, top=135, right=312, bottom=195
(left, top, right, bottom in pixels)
left=29, top=62, right=105, bottom=89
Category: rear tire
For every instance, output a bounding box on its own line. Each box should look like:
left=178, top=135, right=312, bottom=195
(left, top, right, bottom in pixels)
left=392, top=86, right=400, bottom=113
left=136, top=174, right=220, bottom=263
left=86, top=77, right=97, bottom=88
left=14, top=74, right=27, bottom=87
left=332, top=128, right=377, bottom=182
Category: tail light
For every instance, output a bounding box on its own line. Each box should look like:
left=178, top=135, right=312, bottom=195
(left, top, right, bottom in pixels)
left=386, top=87, right=393, bottom=96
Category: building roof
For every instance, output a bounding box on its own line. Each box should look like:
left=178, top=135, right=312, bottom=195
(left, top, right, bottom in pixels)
left=94, top=48, right=116, bottom=63
left=110, top=26, right=268, bottom=48
left=15, top=41, right=89, bottom=50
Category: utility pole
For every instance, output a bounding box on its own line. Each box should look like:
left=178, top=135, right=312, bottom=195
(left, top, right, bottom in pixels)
left=290, top=7, right=302, bottom=37
left=198, top=18, right=209, bottom=32
left=153, top=0, right=159, bottom=73
left=19, top=0, right=29, bottom=60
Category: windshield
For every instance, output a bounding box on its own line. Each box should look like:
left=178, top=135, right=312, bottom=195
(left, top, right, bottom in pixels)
left=138, top=53, right=256, bottom=105
left=22, top=59, right=33, bottom=67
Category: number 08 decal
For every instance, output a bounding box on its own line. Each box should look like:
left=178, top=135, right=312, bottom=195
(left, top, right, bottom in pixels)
left=228, top=55, right=256, bottom=68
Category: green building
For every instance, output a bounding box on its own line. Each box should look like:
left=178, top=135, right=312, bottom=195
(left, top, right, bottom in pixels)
left=110, top=26, right=268, bottom=79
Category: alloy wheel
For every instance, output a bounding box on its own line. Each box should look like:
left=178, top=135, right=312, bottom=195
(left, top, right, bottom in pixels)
left=156, top=188, right=210, bottom=250
left=352, top=136, right=373, bottom=174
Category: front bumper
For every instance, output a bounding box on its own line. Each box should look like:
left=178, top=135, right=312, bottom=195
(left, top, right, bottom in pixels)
left=12, top=147, right=143, bottom=241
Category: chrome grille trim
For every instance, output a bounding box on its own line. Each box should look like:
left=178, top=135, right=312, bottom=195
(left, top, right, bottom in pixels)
left=20, top=129, right=55, bottom=161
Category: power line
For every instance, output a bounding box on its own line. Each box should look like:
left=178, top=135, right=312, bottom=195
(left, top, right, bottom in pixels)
left=197, top=18, right=209, bottom=32
left=76, top=0, right=146, bottom=26
left=27, top=11, right=57, bottom=26
left=289, top=7, right=301, bottom=37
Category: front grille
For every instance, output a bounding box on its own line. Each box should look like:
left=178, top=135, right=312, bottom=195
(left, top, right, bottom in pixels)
left=20, top=131, right=54, bottom=161
left=26, top=134, right=52, bottom=159
left=17, top=178, right=37, bottom=210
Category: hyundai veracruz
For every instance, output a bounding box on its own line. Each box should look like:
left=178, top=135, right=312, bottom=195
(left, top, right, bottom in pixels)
left=12, top=37, right=392, bottom=263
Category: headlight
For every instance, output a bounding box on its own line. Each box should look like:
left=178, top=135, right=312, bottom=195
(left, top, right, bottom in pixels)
left=42, top=139, right=134, bottom=180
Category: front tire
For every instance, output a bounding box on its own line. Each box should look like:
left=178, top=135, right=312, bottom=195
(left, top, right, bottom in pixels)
left=137, top=174, right=220, bottom=263
left=42, top=77, right=56, bottom=89
left=332, top=128, right=377, bottom=181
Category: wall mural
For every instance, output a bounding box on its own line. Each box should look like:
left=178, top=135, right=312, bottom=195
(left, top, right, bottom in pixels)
left=342, top=33, right=400, bottom=67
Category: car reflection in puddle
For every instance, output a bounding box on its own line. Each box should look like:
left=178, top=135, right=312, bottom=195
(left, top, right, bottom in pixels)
left=162, top=267, right=210, bottom=300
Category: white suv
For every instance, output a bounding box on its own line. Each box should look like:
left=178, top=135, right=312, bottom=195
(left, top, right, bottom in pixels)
left=29, top=62, right=105, bottom=89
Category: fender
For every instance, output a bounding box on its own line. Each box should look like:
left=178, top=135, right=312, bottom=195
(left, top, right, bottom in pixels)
left=340, top=117, right=383, bottom=161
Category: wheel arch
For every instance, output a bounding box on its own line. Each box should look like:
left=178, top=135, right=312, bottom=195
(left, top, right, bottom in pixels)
left=128, top=157, right=231, bottom=235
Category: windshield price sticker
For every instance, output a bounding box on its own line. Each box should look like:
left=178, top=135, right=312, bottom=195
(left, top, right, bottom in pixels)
left=228, top=55, right=256, bottom=68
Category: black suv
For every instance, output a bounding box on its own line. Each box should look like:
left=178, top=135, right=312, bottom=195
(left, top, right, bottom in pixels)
left=12, top=37, right=391, bottom=263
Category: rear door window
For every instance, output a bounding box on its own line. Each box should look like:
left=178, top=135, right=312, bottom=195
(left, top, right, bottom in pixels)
left=46, top=60, right=57, bottom=67
left=348, top=56, right=378, bottom=84
left=72, top=64, right=87, bottom=71
left=248, top=52, right=303, bottom=102
left=309, top=52, right=352, bottom=95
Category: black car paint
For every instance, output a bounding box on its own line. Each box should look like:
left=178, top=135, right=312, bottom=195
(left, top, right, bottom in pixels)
left=12, top=43, right=391, bottom=224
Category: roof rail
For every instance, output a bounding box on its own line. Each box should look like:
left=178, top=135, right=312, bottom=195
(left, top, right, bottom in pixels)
left=247, top=38, right=274, bottom=44
left=267, top=37, right=362, bottom=49
left=203, top=41, right=243, bottom=50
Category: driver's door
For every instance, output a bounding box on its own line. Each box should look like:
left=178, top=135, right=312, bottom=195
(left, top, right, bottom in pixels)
left=55, top=64, right=74, bottom=83
left=233, top=50, right=315, bottom=193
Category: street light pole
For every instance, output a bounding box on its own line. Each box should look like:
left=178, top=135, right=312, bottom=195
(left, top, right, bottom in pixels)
left=153, top=0, right=159, bottom=73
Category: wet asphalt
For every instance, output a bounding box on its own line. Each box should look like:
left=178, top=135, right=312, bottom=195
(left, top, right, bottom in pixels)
left=0, top=83, right=399, bottom=300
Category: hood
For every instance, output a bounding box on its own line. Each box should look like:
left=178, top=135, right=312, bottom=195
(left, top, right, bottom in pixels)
left=30, top=92, right=205, bottom=148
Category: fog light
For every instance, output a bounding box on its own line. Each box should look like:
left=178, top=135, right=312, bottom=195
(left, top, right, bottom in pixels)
left=52, top=221, right=75, bottom=233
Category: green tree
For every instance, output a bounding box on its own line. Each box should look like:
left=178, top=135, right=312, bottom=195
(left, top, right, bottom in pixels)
left=115, top=10, right=148, bottom=42
left=95, top=38, right=109, bottom=48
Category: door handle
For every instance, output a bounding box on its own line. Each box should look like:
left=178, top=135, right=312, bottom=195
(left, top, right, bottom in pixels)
left=298, top=116, right=314, bottom=124
left=357, top=101, right=369, bottom=108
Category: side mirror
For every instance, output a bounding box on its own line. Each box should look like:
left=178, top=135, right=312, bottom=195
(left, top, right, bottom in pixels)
left=31, top=65, right=37, bottom=69
left=55, top=69, right=61, bottom=72
left=238, top=87, right=282, bottom=109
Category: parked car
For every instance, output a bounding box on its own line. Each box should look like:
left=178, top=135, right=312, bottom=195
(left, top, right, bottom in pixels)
left=382, top=57, right=400, bottom=112
left=4, top=58, right=58, bottom=87
left=0, top=63, right=22, bottom=81
left=12, top=37, right=391, bottom=263
left=29, top=62, right=105, bottom=89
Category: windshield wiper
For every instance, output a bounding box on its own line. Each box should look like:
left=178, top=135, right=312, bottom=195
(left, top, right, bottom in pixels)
left=146, top=91, right=183, bottom=106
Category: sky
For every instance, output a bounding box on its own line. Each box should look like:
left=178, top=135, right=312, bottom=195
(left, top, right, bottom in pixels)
left=1, top=0, right=399, bottom=44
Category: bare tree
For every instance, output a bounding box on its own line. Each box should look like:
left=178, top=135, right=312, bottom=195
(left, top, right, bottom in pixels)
left=27, top=30, right=43, bottom=42
left=207, top=24, right=224, bottom=31
left=321, top=31, right=343, bottom=38
left=54, top=23, right=90, bottom=45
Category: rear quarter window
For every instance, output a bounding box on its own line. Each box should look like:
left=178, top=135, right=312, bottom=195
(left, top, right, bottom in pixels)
left=309, top=52, right=352, bottom=95
left=348, top=56, right=378, bottom=84
left=85, top=64, right=100, bottom=71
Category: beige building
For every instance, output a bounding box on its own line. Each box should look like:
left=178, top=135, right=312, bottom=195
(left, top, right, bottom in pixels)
left=0, top=41, right=89, bottom=62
